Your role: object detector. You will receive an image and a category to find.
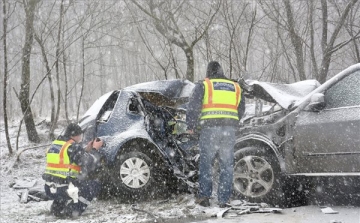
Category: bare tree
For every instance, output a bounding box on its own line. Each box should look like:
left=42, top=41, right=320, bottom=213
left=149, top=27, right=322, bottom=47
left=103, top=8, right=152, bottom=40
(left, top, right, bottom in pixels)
left=308, top=0, right=319, bottom=77
left=283, top=0, right=306, bottom=80
left=259, top=0, right=359, bottom=83
left=3, top=0, right=360, bottom=144
left=220, top=1, right=260, bottom=79
left=135, top=20, right=174, bottom=80
left=317, top=0, right=359, bottom=83
left=2, top=0, right=13, bottom=154
left=62, top=22, right=70, bottom=122
left=130, top=0, right=220, bottom=82
left=76, top=35, right=86, bottom=121
left=34, top=33, right=55, bottom=127
left=49, top=0, right=66, bottom=139
left=33, top=0, right=69, bottom=139
left=344, top=2, right=360, bottom=62
left=71, top=1, right=116, bottom=120
left=258, top=0, right=308, bottom=81
left=18, top=0, right=40, bottom=143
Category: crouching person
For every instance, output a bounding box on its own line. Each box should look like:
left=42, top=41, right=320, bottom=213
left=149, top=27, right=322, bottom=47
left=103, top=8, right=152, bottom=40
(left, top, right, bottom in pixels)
left=42, top=123, right=105, bottom=218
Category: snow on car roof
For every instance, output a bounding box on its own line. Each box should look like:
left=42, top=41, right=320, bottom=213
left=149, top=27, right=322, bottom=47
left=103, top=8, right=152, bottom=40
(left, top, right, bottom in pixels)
left=124, top=79, right=195, bottom=107
left=123, top=79, right=195, bottom=99
left=244, top=79, right=320, bottom=109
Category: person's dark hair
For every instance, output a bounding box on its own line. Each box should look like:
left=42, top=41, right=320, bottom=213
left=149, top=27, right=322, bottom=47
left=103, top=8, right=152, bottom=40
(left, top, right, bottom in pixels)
left=206, top=61, right=226, bottom=79
left=64, top=123, right=83, bottom=138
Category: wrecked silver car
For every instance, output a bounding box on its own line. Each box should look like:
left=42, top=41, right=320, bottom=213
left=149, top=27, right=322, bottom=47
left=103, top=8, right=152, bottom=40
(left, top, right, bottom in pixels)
left=233, top=64, right=360, bottom=206
left=78, top=80, right=199, bottom=200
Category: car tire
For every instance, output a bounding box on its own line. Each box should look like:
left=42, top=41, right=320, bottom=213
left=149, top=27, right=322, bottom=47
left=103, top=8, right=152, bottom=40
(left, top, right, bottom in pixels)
left=113, top=150, right=169, bottom=201
left=233, top=146, right=286, bottom=206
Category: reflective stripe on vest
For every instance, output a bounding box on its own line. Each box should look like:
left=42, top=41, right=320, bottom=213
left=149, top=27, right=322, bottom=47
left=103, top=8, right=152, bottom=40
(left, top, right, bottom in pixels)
left=201, top=78, right=241, bottom=120
left=45, top=139, right=80, bottom=179
left=45, top=169, right=79, bottom=177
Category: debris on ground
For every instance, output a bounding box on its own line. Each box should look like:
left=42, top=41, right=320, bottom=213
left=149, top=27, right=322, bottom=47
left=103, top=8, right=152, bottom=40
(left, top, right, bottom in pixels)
left=11, top=178, right=37, bottom=189
left=10, top=178, right=282, bottom=220
left=321, top=207, right=339, bottom=214
left=215, top=208, right=231, bottom=218
left=11, top=178, right=49, bottom=203
left=210, top=200, right=282, bottom=218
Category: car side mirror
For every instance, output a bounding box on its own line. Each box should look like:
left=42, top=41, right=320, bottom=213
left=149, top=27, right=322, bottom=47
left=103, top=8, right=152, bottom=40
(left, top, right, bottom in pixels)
left=306, top=93, right=325, bottom=112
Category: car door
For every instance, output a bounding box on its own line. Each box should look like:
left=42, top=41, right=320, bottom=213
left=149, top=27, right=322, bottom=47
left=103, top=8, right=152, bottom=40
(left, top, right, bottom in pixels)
left=293, top=70, right=360, bottom=174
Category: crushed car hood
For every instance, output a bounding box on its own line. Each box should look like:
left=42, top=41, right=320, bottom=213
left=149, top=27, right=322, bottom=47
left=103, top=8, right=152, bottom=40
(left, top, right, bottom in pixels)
left=80, top=80, right=194, bottom=128
left=240, top=79, right=320, bottom=109
left=124, top=79, right=195, bottom=107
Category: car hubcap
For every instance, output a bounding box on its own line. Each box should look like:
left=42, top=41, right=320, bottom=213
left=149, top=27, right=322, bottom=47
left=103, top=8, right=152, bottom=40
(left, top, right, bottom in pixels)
left=120, top=157, right=150, bottom=189
left=233, top=155, right=274, bottom=198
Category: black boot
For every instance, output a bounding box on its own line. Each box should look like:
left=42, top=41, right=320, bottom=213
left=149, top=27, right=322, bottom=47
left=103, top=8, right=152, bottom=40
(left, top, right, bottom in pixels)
left=62, top=201, right=87, bottom=218
left=50, top=199, right=67, bottom=218
left=195, top=197, right=210, bottom=207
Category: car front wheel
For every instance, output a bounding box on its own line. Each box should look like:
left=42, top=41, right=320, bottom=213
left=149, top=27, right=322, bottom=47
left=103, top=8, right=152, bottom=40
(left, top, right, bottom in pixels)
left=113, top=150, right=168, bottom=201
left=233, top=146, right=285, bottom=206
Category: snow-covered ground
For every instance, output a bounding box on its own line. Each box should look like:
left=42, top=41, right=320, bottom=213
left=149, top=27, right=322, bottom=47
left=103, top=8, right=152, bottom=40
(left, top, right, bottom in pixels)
left=1, top=120, right=360, bottom=223
left=0, top=120, right=239, bottom=223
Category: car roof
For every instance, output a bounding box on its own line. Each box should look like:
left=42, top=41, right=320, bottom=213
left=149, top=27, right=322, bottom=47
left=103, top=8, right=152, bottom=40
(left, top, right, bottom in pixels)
left=123, top=79, right=195, bottom=107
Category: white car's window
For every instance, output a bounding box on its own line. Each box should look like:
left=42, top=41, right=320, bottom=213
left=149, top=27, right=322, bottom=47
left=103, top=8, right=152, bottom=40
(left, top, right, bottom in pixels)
left=324, top=71, right=360, bottom=109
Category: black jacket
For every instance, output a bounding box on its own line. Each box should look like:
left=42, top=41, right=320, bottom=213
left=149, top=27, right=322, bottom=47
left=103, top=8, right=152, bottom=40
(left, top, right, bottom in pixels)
left=186, top=61, right=245, bottom=130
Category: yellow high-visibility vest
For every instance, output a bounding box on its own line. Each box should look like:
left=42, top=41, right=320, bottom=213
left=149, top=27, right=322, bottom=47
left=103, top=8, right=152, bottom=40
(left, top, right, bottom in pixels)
left=45, top=139, right=81, bottom=179
left=201, top=78, right=241, bottom=120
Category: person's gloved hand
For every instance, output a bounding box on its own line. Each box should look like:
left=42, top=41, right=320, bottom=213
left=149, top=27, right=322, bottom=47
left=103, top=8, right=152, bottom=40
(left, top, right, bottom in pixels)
left=85, top=140, right=93, bottom=152
left=92, top=138, right=103, bottom=150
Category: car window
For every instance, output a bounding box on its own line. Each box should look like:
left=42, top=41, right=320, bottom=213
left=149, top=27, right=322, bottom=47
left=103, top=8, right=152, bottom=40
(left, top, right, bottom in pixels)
left=324, top=71, right=360, bottom=109
left=82, top=91, right=114, bottom=120
left=98, top=92, right=119, bottom=123
left=128, top=97, right=141, bottom=114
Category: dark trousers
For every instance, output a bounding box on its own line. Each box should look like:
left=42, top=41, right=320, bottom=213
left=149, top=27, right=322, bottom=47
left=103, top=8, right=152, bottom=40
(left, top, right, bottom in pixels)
left=45, top=179, right=101, bottom=217
left=198, top=126, right=235, bottom=204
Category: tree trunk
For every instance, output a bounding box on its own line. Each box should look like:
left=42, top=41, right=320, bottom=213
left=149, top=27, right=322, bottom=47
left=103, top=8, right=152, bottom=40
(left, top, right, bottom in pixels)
left=34, top=33, right=55, bottom=129
left=353, top=38, right=360, bottom=62
left=185, top=48, right=194, bottom=81
left=2, top=0, right=13, bottom=154
left=18, top=0, right=40, bottom=143
left=63, top=25, right=69, bottom=123
left=283, top=0, right=306, bottom=80
left=243, top=6, right=257, bottom=75
left=309, top=0, right=319, bottom=78
left=49, top=0, right=65, bottom=139
left=77, top=36, right=85, bottom=121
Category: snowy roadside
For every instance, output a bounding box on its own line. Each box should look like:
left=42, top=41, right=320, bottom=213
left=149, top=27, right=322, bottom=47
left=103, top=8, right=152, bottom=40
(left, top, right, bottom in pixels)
left=0, top=121, right=231, bottom=223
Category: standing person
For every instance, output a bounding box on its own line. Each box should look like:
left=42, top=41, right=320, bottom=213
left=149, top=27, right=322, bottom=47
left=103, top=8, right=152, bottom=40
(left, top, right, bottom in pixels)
left=42, top=123, right=105, bottom=218
left=186, top=61, right=245, bottom=208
